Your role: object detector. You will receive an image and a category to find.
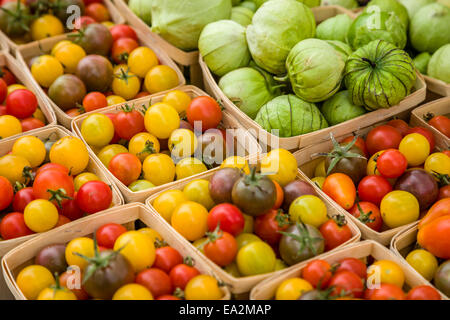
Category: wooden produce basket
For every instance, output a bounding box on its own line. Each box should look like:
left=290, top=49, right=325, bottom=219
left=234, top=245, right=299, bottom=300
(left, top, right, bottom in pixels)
left=16, top=27, right=185, bottom=129
left=250, top=240, right=446, bottom=300
left=0, top=51, right=56, bottom=142
left=390, top=222, right=449, bottom=299
left=72, top=85, right=262, bottom=203
left=200, top=5, right=426, bottom=150
left=0, top=0, right=124, bottom=56
left=146, top=166, right=361, bottom=294
left=113, top=0, right=202, bottom=87
left=292, top=114, right=440, bottom=246
left=423, top=76, right=450, bottom=97
left=410, top=97, right=450, bottom=150
left=2, top=203, right=230, bottom=300
left=0, top=125, right=123, bottom=299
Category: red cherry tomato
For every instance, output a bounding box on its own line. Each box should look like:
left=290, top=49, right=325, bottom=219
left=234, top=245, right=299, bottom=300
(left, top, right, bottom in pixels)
left=368, top=283, right=405, bottom=300
left=319, top=217, right=353, bottom=251
left=95, top=223, right=127, bottom=249
left=59, top=195, right=84, bottom=221
left=365, top=125, right=402, bottom=155
left=406, top=127, right=435, bottom=151
left=104, top=113, right=120, bottom=144
left=438, top=185, right=450, bottom=200
left=113, top=107, right=145, bottom=140
left=340, top=136, right=368, bottom=157
left=0, top=176, right=13, bottom=211
left=6, top=89, right=38, bottom=119
left=207, top=203, right=245, bottom=237
left=33, top=170, right=75, bottom=208
left=157, top=295, right=181, bottom=300
left=55, top=214, right=72, bottom=227
left=357, top=175, right=392, bottom=206
left=82, top=92, right=107, bottom=113
left=85, top=3, right=110, bottom=22
left=301, top=259, right=332, bottom=289
left=135, top=91, right=150, bottom=99
left=74, top=16, right=96, bottom=30
left=0, top=66, right=16, bottom=85
left=406, top=285, right=441, bottom=300
left=12, top=187, right=35, bottom=213
left=186, top=96, right=222, bottom=132
left=111, top=37, right=139, bottom=64
left=254, top=209, right=290, bottom=246
left=328, top=271, right=364, bottom=298
left=169, top=263, right=200, bottom=290
left=110, top=25, right=138, bottom=42
left=0, top=78, right=7, bottom=103
left=204, top=231, right=237, bottom=267
left=59, top=271, right=89, bottom=300
left=21, top=117, right=45, bottom=132
left=36, top=163, right=70, bottom=176
left=428, top=115, right=450, bottom=138
left=0, top=105, right=6, bottom=116
left=348, top=201, right=383, bottom=232
left=334, top=258, right=367, bottom=279
left=76, top=181, right=112, bottom=214
left=0, top=212, right=34, bottom=240
left=376, top=149, right=408, bottom=179
left=386, top=119, right=410, bottom=137
left=136, top=268, right=172, bottom=298
left=153, top=246, right=183, bottom=273
left=108, top=153, right=142, bottom=186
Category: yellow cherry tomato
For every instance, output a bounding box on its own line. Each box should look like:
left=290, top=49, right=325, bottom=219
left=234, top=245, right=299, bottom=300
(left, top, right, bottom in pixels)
left=31, top=55, right=64, bottom=88
left=16, top=265, right=55, bottom=300
left=24, top=199, right=59, bottom=233
left=65, top=237, right=94, bottom=271
left=405, top=249, right=438, bottom=281
left=128, top=180, right=155, bottom=192
left=367, top=260, right=405, bottom=288
left=399, top=133, right=430, bottom=166
left=311, top=176, right=325, bottom=189
left=51, top=40, right=72, bottom=56
left=97, top=144, right=128, bottom=168
left=185, top=275, right=223, bottom=300
left=193, top=237, right=208, bottom=253
left=112, top=70, right=141, bottom=100
left=50, top=136, right=89, bottom=175
left=7, top=84, right=27, bottom=95
left=275, top=278, right=313, bottom=300
left=424, top=152, right=450, bottom=177
left=153, top=189, right=187, bottom=222
left=367, top=150, right=386, bottom=176
left=380, top=190, right=420, bottom=228
left=53, top=43, right=86, bottom=74
left=12, top=136, right=46, bottom=168
left=142, top=153, right=176, bottom=186
left=314, top=159, right=326, bottom=177
left=235, top=233, right=261, bottom=250
left=138, top=228, right=163, bottom=244
left=0, top=115, right=22, bottom=139
left=81, top=113, right=115, bottom=148
left=162, top=90, right=191, bottom=114
left=30, top=14, right=64, bottom=40
left=144, top=103, right=180, bottom=139
left=236, top=241, right=276, bottom=276
left=289, top=195, right=328, bottom=228
left=113, top=64, right=129, bottom=75
left=169, top=129, right=197, bottom=158
left=260, top=149, right=298, bottom=186
left=74, top=172, right=100, bottom=191
left=37, top=287, right=77, bottom=300
left=114, top=231, right=155, bottom=273
left=274, top=259, right=288, bottom=271
left=242, top=214, right=254, bottom=233
left=128, top=132, right=160, bottom=162
left=224, top=262, right=241, bottom=277
left=0, top=154, right=31, bottom=184
left=144, top=65, right=179, bottom=94
left=128, top=47, right=159, bottom=78
left=183, top=179, right=215, bottom=210
left=220, top=156, right=250, bottom=174
left=33, top=108, right=46, bottom=123
left=175, top=157, right=207, bottom=180
left=113, top=284, right=153, bottom=300
left=106, top=95, right=126, bottom=106
left=171, top=201, right=208, bottom=241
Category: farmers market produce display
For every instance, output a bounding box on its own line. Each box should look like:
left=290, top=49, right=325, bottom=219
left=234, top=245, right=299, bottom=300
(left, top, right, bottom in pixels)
left=149, top=149, right=360, bottom=293
left=0, top=0, right=117, bottom=46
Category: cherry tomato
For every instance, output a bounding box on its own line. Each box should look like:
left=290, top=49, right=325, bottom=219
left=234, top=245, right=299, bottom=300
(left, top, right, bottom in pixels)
left=33, top=170, right=74, bottom=207
left=289, top=195, right=328, bottom=228
left=322, top=173, right=356, bottom=210
left=85, top=3, right=110, bottom=22
left=328, top=271, right=364, bottom=298
left=142, top=153, right=176, bottom=186
left=357, top=175, right=392, bottom=206
left=6, top=89, right=37, bottom=119
left=169, top=263, right=200, bottom=290
left=406, top=285, right=441, bottom=300
left=128, top=47, right=159, bottom=78
left=110, top=24, right=138, bottom=42
left=171, top=202, right=208, bottom=241
left=0, top=66, right=16, bottom=85
left=144, top=103, right=180, bottom=139
left=405, top=249, right=438, bottom=281
left=0, top=212, right=33, bottom=240
left=12, top=135, right=46, bottom=168
left=183, top=179, right=215, bottom=210
left=406, top=127, right=435, bottom=151
left=319, top=216, right=352, bottom=251
left=207, top=203, right=245, bottom=236
left=367, top=283, right=405, bottom=300
left=367, top=260, right=405, bottom=288
left=50, top=136, right=89, bottom=175
left=254, top=209, right=290, bottom=246
left=204, top=230, right=238, bottom=267
left=59, top=270, right=89, bottom=300
left=153, top=246, right=183, bottom=273
left=366, top=125, right=402, bottom=155
left=162, top=90, right=191, bottom=114
left=95, top=223, right=127, bottom=249
left=16, top=265, right=55, bottom=300
left=82, top=92, right=107, bottom=113
left=109, top=153, right=142, bottom=186
left=81, top=113, right=115, bottom=148
left=76, top=181, right=112, bottom=214
left=113, top=284, right=153, bottom=300
left=112, top=38, right=139, bottom=64
left=186, top=96, right=222, bottom=132
left=136, top=268, right=172, bottom=298
left=114, top=231, right=156, bottom=273
left=152, top=189, right=187, bottom=222
left=128, top=132, right=160, bottom=162
left=36, top=163, right=69, bottom=176
left=114, top=106, right=145, bottom=140
left=428, top=114, right=450, bottom=138
left=386, top=119, right=410, bottom=136
left=380, top=191, right=420, bottom=228
left=175, top=157, right=207, bottom=180
left=275, top=278, right=313, bottom=300
left=399, top=133, right=430, bottom=166
left=335, top=258, right=367, bottom=279
left=301, top=259, right=332, bottom=289
left=184, top=275, right=223, bottom=300
left=0, top=78, right=7, bottom=102
left=340, top=135, right=368, bottom=157
left=65, top=237, right=94, bottom=270
left=24, top=199, right=59, bottom=233
left=30, top=14, right=64, bottom=41
left=144, top=65, right=179, bottom=94
left=21, top=118, right=45, bottom=132
left=438, top=185, right=450, bottom=200
left=12, top=187, right=35, bottom=213
left=348, top=201, right=383, bottom=232
left=0, top=176, right=13, bottom=211
left=424, top=152, right=450, bottom=177
left=236, top=241, right=276, bottom=276
left=377, top=149, right=408, bottom=178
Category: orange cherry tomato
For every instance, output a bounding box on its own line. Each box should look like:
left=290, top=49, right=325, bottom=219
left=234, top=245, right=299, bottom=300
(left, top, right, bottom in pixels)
left=418, top=198, right=450, bottom=228
left=272, top=180, right=284, bottom=210
left=322, top=173, right=356, bottom=210
left=417, top=215, right=450, bottom=259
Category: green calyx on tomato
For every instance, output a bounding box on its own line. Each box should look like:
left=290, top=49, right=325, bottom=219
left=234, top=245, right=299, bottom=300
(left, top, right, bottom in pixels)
left=329, top=214, right=347, bottom=227
left=183, top=256, right=195, bottom=267
left=47, top=273, right=72, bottom=299
left=47, top=188, right=73, bottom=208
left=202, top=223, right=224, bottom=248
left=22, top=166, right=34, bottom=185
left=154, top=237, right=169, bottom=248
left=114, top=69, right=137, bottom=85
left=298, top=286, right=336, bottom=300
left=279, top=222, right=323, bottom=257
left=275, top=209, right=291, bottom=228
left=432, top=171, right=450, bottom=187
left=14, top=181, right=27, bottom=193
left=354, top=202, right=375, bottom=225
